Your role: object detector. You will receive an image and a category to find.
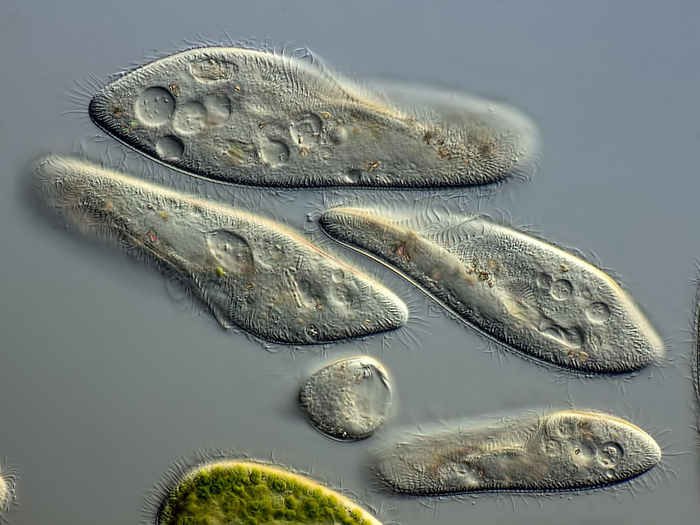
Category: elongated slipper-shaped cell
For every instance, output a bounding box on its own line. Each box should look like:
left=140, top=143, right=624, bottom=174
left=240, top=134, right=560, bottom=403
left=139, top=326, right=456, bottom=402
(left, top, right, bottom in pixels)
left=33, top=157, right=407, bottom=344
left=319, top=208, right=663, bottom=373
left=155, top=460, right=383, bottom=525
left=89, top=47, right=539, bottom=188
left=373, top=411, right=661, bottom=495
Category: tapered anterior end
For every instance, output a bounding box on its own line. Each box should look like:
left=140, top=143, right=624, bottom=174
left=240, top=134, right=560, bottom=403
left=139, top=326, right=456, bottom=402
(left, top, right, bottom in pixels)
left=88, top=88, right=106, bottom=126
left=32, top=153, right=62, bottom=179
left=461, top=100, right=541, bottom=185
left=318, top=207, right=351, bottom=236
left=31, top=155, right=73, bottom=201
left=30, top=157, right=103, bottom=227
left=88, top=85, right=120, bottom=135
left=319, top=207, right=375, bottom=244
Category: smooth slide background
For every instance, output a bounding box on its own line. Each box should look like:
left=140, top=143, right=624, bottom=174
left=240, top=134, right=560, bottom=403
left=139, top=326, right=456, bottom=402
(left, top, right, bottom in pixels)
left=0, top=1, right=698, bottom=524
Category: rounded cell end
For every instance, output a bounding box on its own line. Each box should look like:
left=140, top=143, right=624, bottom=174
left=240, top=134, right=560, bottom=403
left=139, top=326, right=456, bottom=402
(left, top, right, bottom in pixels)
left=31, top=154, right=70, bottom=198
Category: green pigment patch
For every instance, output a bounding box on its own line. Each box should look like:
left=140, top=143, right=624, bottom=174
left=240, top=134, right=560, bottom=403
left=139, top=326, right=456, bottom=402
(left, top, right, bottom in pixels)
left=157, top=461, right=381, bottom=525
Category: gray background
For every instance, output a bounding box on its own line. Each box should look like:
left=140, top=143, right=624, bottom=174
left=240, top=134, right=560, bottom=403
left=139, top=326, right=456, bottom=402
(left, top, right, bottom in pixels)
left=1, top=1, right=699, bottom=524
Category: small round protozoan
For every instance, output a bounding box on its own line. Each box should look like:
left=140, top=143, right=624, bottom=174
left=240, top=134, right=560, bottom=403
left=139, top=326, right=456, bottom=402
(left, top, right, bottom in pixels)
left=319, top=208, right=663, bottom=374
left=373, top=411, right=661, bottom=495
left=32, top=157, right=408, bottom=345
left=153, top=460, right=383, bottom=525
left=300, top=356, right=392, bottom=441
left=89, top=46, right=539, bottom=188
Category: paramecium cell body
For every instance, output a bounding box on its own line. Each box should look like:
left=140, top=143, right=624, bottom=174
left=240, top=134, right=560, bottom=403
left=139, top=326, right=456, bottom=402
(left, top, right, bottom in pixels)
left=373, top=411, right=661, bottom=495
left=33, top=157, right=407, bottom=344
left=300, top=356, right=392, bottom=441
left=319, top=208, right=663, bottom=373
left=89, top=47, right=538, bottom=188
left=154, top=460, right=383, bottom=525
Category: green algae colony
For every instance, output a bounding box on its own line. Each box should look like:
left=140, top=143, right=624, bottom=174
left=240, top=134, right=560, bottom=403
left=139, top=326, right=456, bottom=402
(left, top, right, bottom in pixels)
left=157, top=461, right=382, bottom=525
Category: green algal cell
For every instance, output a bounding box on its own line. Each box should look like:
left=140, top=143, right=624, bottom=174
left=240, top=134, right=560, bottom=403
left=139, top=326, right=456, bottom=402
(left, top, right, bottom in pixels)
left=271, top=478, right=286, bottom=493
left=334, top=507, right=348, bottom=521
left=154, top=460, right=381, bottom=525
left=304, top=498, right=319, bottom=517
